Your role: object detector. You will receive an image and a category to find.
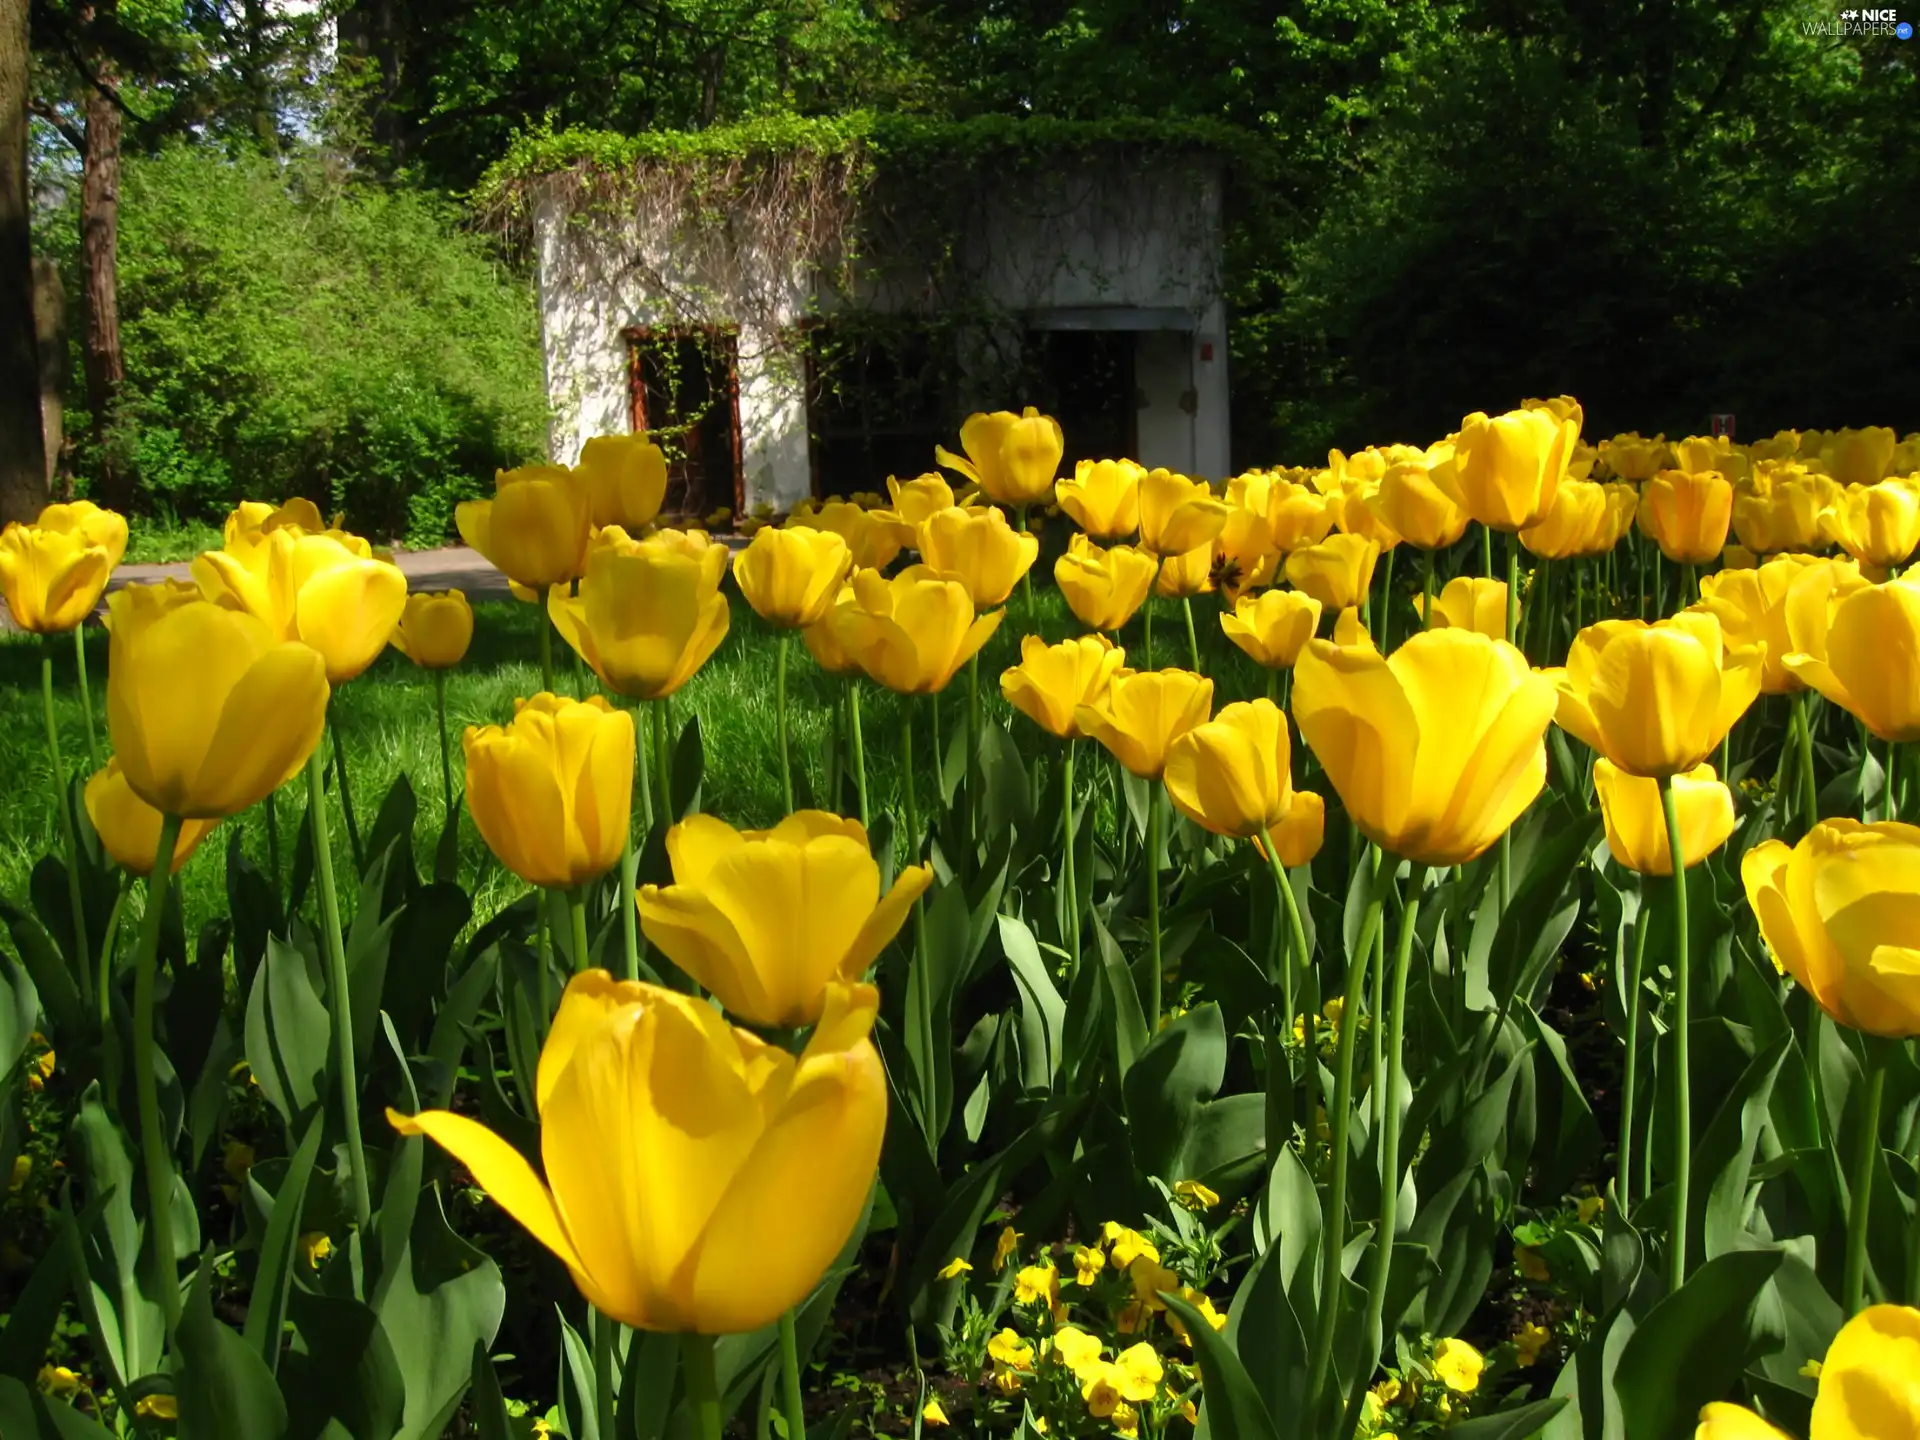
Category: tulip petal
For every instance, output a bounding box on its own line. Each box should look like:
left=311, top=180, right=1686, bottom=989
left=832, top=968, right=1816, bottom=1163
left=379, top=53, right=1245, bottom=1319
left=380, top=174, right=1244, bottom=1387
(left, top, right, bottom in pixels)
left=1292, top=639, right=1419, bottom=849
left=1809, top=1304, right=1920, bottom=1438
left=387, top=1106, right=585, bottom=1275
left=189, top=642, right=330, bottom=819
left=295, top=559, right=410, bottom=683
left=842, top=863, right=934, bottom=982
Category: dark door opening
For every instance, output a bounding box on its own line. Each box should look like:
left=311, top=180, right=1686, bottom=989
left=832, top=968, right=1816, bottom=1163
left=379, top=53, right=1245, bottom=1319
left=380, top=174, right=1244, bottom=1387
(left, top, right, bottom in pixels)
left=626, top=328, right=743, bottom=521
left=1021, top=329, right=1138, bottom=467
left=803, top=324, right=955, bottom=499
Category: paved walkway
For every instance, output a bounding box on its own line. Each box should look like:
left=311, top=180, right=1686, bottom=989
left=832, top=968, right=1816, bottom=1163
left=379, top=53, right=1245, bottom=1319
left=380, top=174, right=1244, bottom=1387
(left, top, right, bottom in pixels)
left=106, top=544, right=517, bottom=601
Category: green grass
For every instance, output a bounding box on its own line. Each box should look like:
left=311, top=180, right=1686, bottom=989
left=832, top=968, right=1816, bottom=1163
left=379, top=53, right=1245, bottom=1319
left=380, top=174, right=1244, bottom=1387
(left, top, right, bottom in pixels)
left=120, top=517, right=227, bottom=565
left=0, top=582, right=1272, bottom=932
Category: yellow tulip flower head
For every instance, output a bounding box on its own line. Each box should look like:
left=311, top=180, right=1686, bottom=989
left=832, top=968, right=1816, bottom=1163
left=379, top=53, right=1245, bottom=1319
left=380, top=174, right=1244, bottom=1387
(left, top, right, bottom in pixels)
left=884, top=472, right=961, bottom=527
left=37, top=499, right=129, bottom=567
left=390, top=590, right=474, bottom=670
left=1520, top=478, right=1610, bottom=560
left=223, top=496, right=327, bottom=545
left=1374, top=458, right=1469, bottom=552
left=1138, top=469, right=1232, bottom=559
left=1056, top=458, right=1145, bottom=540
left=801, top=584, right=861, bottom=676
left=935, top=408, right=1064, bottom=508
left=1733, top=472, right=1840, bottom=556
left=830, top=565, right=1002, bottom=695
left=1782, top=572, right=1920, bottom=741
left=1074, top=667, right=1214, bottom=780
left=1414, top=577, right=1510, bottom=639
left=1164, top=698, right=1325, bottom=851
left=1054, top=534, right=1157, bottom=633
left=1601, top=483, right=1640, bottom=548
left=105, top=582, right=330, bottom=819
left=456, top=464, right=591, bottom=590
left=1821, top=426, right=1899, bottom=488
left=1549, top=613, right=1763, bottom=777
left=84, top=759, right=221, bottom=875
left=1828, top=480, right=1920, bottom=569
left=1638, top=469, right=1733, bottom=565
left=734, top=526, right=852, bottom=629
left=576, top=433, right=668, bottom=532
left=638, top=812, right=932, bottom=1028
left=1592, top=760, right=1735, bottom=876
left=1746, top=820, right=1920, bottom=1038
left=1598, top=432, right=1671, bottom=483
left=1331, top=481, right=1402, bottom=552
left=1154, top=543, right=1215, bottom=599
left=1693, top=554, right=1846, bottom=694
left=1210, top=500, right=1278, bottom=602
left=917, top=505, right=1039, bottom=607
left=390, top=972, right=887, bottom=1334
left=1266, top=475, right=1340, bottom=553
left=791, top=500, right=914, bottom=573
left=1293, top=628, right=1556, bottom=867
left=1450, top=407, right=1579, bottom=531
left=548, top=528, right=731, bottom=701
left=1284, top=533, right=1379, bottom=611
left=0, top=519, right=115, bottom=633
left=463, top=693, right=634, bottom=888
left=1000, top=633, right=1127, bottom=740
left=1220, top=588, right=1322, bottom=669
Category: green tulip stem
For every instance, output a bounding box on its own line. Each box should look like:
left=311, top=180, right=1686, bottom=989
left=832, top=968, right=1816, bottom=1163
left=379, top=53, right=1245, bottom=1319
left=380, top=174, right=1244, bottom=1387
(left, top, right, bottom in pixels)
left=1061, top=740, right=1081, bottom=976
left=133, top=811, right=185, bottom=1330
left=1505, top=533, right=1520, bottom=645
left=1661, top=774, right=1692, bottom=1289
left=1792, top=692, right=1820, bottom=836
left=1617, top=902, right=1651, bottom=1219
left=41, top=642, right=92, bottom=1006
left=1181, top=595, right=1202, bottom=672
left=1144, top=596, right=1155, bottom=668
left=1262, top=837, right=1312, bottom=1144
left=966, top=653, right=982, bottom=851
left=265, top=788, right=283, bottom=899
left=776, top=632, right=794, bottom=813
left=1907, top=1125, right=1920, bottom=1305
left=1654, top=549, right=1665, bottom=617
left=1682, top=562, right=1698, bottom=608
left=826, top=689, right=844, bottom=812
left=593, top=1309, right=618, bottom=1437
left=566, top=887, right=591, bottom=974
left=1377, top=547, right=1395, bottom=653
left=777, top=1308, right=808, bottom=1440
left=1572, top=558, right=1584, bottom=654
left=538, top=585, right=555, bottom=693
left=330, top=709, right=365, bottom=871
left=848, top=681, right=870, bottom=829
left=901, top=700, right=934, bottom=1113
left=1306, top=872, right=1386, bottom=1426
left=683, top=1332, right=723, bottom=1440
left=1340, top=863, right=1429, bottom=1440
left=1420, top=547, right=1436, bottom=630
left=433, top=669, right=454, bottom=819
left=620, top=825, right=640, bottom=982
left=307, top=742, right=373, bottom=1230
left=97, top=873, right=131, bottom=1108
left=1145, top=788, right=1164, bottom=1032
left=73, top=624, right=99, bottom=770
left=652, top=699, right=673, bottom=823
left=1016, top=506, right=1034, bottom=617
left=1481, top=523, right=1494, bottom=584
left=1843, top=1041, right=1889, bottom=1315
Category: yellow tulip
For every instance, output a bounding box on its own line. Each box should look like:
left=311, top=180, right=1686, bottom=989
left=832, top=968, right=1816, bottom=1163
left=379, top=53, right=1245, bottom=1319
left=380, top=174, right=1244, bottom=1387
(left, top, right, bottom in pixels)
left=1781, top=573, right=1920, bottom=741
left=1821, top=426, right=1899, bottom=488
left=105, top=583, right=329, bottom=819
left=1219, top=589, right=1321, bottom=669
left=456, top=464, right=591, bottom=590
left=195, top=527, right=410, bottom=684
left=1054, top=534, right=1156, bottom=633
left=576, top=433, right=668, bottom=532
left=1592, top=760, right=1735, bottom=876
left=549, top=529, right=730, bottom=701
left=1413, top=576, right=1509, bottom=638
left=1284, top=534, right=1379, bottom=611
left=1138, top=469, right=1232, bottom=558
left=1549, top=613, right=1763, bottom=777
left=1674, top=434, right=1749, bottom=487
left=0, top=521, right=114, bottom=633
left=1722, top=543, right=1759, bottom=571
left=1599, top=433, right=1671, bottom=483
left=1828, top=480, right=1920, bottom=568
left=1000, top=633, right=1128, bottom=740
left=1602, top=482, right=1640, bottom=547
left=1638, top=470, right=1733, bottom=565
left=733, top=526, right=852, bottom=629
left=1450, top=407, right=1579, bottom=531
left=1520, top=478, right=1609, bottom=559
left=637, top=812, right=932, bottom=1028
left=1209, top=504, right=1277, bottom=603
left=1745, top=822, right=1920, bottom=1038
left=1374, top=459, right=1469, bottom=551
left=801, top=584, right=861, bottom=676
left=1261, top=791, right=1326, bottom=869
left=1331, top=481, right=1401, bottom=551
left=464, top=693, right=633, bottom=887
left=1266, top=476, right=1340, bottom=553
left=390, top=972, right=886, bottom=1334
left=790, top=500, right=913, bottom=572
left=917, top=506, right=1039, bottom=607
left=1154, top=543, right=1214, bottom=599
left=1056, top=458, right=1144, bottom=540
left=37, top=499, right=129, bottom=567
left=1163, top=698, right=1318, bottom=841
left=1074, top=668, right=1214, bottom=779
left=935, top=408, right=1064, bottom=508
left=1293, top=628, right=1555, bottom=866
left=884, top=473, right=962, bottom=527
left=223, top=497, right=326, bottom=545
left=830, top=565, right=1001, bottom=695
left=1733, top=473, right=1839, bottom=555
left=1693, top=555, right=1846, bottom=694
left=390, top=590, right=474, bottom=669
left=84, top=759, right=220, bottom=875
left=1689, top=1403, right=1782, bottom=1437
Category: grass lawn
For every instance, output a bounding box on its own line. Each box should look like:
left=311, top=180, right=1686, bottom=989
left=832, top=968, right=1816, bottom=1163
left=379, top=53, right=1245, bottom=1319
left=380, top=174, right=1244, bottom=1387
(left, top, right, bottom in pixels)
left=0, top=580, right=1279, bottom=932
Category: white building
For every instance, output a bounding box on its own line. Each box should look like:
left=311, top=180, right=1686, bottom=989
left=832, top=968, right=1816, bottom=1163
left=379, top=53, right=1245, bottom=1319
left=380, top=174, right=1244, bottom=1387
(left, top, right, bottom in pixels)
left=523, top=126, right=1233, bottom=519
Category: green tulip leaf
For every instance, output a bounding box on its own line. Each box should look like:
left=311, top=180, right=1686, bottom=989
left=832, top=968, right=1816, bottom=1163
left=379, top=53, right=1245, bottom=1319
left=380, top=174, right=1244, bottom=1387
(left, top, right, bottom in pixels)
left=176, top=1259, right=289, bottom=1440
left=1123, top=1002, right=1226, bottom=1182
left=373, top=1183, right=505, bottom=1440
left=1444, top=1396, right=1570, bottom=1439
left=241, top=1111, right=325, bottom=1371
left=672, top=709, right=706, bottom=817
left=0, top=1375, right=116, bottom=1440
left=1613, top=1248, right=1784, bottom=1440
left=244, top=929, right=330, bottom=1133
left=0, top=951, right=38, bottom=1079
left=1161, top=1289, right=1280, bottom=1440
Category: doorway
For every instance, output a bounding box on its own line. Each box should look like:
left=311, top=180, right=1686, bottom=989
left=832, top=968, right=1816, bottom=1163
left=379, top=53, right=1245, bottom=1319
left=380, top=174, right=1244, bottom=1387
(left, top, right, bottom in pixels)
left=625, top=328, right=744, bottom=520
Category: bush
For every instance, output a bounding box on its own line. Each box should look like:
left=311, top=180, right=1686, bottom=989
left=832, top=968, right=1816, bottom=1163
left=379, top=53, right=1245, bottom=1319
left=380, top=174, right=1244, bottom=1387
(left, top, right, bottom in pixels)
left=80, top=144, right=549, bottom=545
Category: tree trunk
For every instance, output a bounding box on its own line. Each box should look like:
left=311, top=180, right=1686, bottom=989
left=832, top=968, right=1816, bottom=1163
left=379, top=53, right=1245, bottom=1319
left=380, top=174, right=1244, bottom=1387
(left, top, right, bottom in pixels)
left=32, top=256, right=64, bottom=489
left=81, top=66, right=127, bottom=507
left=0, top=0, right=46, bottom=524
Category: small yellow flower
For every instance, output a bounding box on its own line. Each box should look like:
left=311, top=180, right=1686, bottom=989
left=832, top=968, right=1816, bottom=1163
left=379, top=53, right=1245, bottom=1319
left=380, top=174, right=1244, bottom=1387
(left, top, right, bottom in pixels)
left=299, top=1232, right=333, bottom=1268
left=1051, top=1326, right=1105, bottom=1379
left=1173, top=1179, right=1221, bottom=1212
left=922, top=1398, right=951, bottom=1427
left=1179, top=1399, right=1199, bottom=1425
left=1167, top=1287, right=1227, bottom=1346
left=1798, top=1358, right=1824, bottom=1380
left=1130, top=1256, right=1182, bottom=1312
left=135, top=1394, right=180, bottom=1420
left=1103, top=1224, right=1160, bottom=1269
left=1577, top=1194, right=1605, bottom=1224
left=1113, top=1400, right=1140, bottom=1438
left=936, top=1257, right=973, bottom=1280
left=8, top=1155, right=29, bottom=1192
left=533, top=1421, right=554, bottom=1439
left=35, top=1050, right=54, bottom=1079
left=1014, top=1262, right=1060, bottom=1309
left=1033, top=1418, right=1048, bottom=1435
left=223, top=1140, right=255, bottom=1183
left=994, top=1225, right=1022, bottom=1272
left=1072, top=1244, right=1106, bottom=1286
left=1113, top=1343, right=1164, bottom=1402
left=1516, top=1245, right=1549, bottom=1281
left=992, top=1367, right=1024, bottom=1395
left=1372, top=1377, right=1402, bottom=1406
left=1083, top=1363, right=1125, bottom=1417
left=38, top=1365, right=81, bottom=1397
left=1515, top=1322, right=1550, bottom=1368
left=1433, top=1338, right=1486, bottom=1394
left=989, top=1329, right=1036, bottom=1373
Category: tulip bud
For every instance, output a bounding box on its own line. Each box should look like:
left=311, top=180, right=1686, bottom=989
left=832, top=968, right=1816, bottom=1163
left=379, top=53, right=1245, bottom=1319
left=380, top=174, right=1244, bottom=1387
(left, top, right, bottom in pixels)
left=1452, top=407, right=1579, bottom=531
left=1592, top=760, right=1735, bottom=876
left=577, top=433, right=668, bottom=532
left=1414, top=577, right=1509, bottom=639
left=464, top=693, right=634, bottom=887
left=884, top=473, right=961, bottom=527
left=917, top=506, right=1039, bottom=607
left=1638, top=470, right=1733, bottom=565
left=84, top=760, right=220, bottom=875
left=1138, top=469, right=1232, bottom=559
left=550, top=529, right=731, bottom=700
left=457, top=464, right=591, bottom=590
left=1219, top=589, right=1321, bottom=669
left=1284, top=534, right=1379, bottom=611
left=1782, top=571, right=1920, bottom=741
left=1000, top=633, right=1127, bottom=740
left=936, top=409, right=1063, bottom=508
left=1054, top=534, right=1156, bottom=633
left=1163, top=699, right=1312, bottom=841
left=1056, top=458, right=1145, bottom=540
left=1074, top=668, right=1214, bottom=780
left=829, top=566, right=1001, bottom=695
left=391, top=590, right=475, bottom=669
left=0, top=521, right=114, bottom=633
left=734, top=526, right=853, bottom=629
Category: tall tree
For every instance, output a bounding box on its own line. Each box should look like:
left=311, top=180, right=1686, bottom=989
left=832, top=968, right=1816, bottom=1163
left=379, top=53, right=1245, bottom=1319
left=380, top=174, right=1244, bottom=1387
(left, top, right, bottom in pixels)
left=0, top=0, right=46, bottom=523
